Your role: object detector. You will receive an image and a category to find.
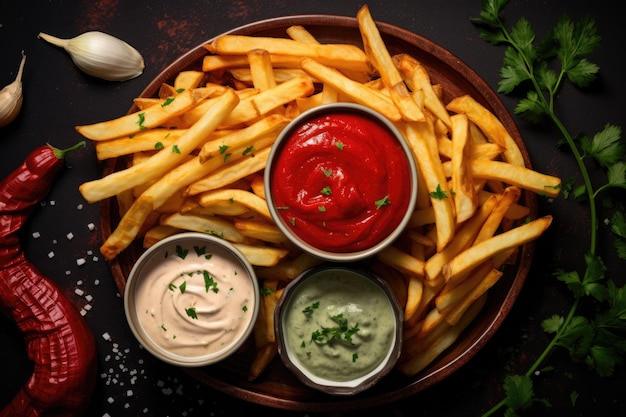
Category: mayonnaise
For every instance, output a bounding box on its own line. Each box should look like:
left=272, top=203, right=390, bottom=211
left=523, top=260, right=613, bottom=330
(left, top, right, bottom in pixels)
left=132, top=239, right=256, bottom=358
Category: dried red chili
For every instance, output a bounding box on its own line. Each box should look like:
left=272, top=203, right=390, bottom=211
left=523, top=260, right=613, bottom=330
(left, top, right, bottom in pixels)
left=0, top=142, right=97, bottom=417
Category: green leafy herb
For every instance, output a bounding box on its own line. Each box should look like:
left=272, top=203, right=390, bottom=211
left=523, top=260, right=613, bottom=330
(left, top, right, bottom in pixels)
left=243, top=305, right=248, bottom=312
left=219, top=144, right=229, bottom=154
left=168, top=283, right=177, bottom=291
left=322, top=168, right=332, bottom=177
left=175, top=245, right=188, bottom=259
left=289, top=217, right=296, bottom=226
left=194, top=245, right=207, bottom=256
left=472, top=1, right=626, bottom=415
left=154, top=141, right=164, bottom=150
left=137, top=112, right=147, bottom=130
left=223, top=153, right=232, bottom=162
left=429, top=184, right=448, bottom=200
left=352, top=353, right=358, bottom=362
left=185, top=307, right=198, bottom=320
left=320, top=186, right=332, bottom=195
left=242, top=146, right=254, bottom=156
left=179, top=280, right=187, bottom=294
left=302, top=301, right=320, bottom=318
left=161, top=96, right=175, bottom=107
left=336, top=141, right=344, bottom=150
left=310, top=314, right=359, bottom=345
left=175, top=88, right=185, bottom=93
left=318, top=206, right=326, bottom=212
left=203, top=270, right=219, bottom=293
left=375, top=195, right=390, bottom=209
left=172, top=144, right=181, bottom=154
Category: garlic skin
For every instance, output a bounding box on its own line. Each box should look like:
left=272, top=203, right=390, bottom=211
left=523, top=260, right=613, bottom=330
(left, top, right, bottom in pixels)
left=38, top=31, right=145, bottom=82
left=0, top=52, right=26, bottom=127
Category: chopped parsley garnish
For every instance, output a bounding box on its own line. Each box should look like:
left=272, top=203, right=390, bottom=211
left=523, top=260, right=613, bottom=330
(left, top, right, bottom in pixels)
left=172, top=144, right=181, bottom=154
left=318, top=206, right=327, bottom=212
left=289, top=217, right=296, bottom=226
left=302, top=301, right=320, bottom=318
left=322, top=168, right=332, bottom=177
left=311, top=313, right=360, bottom=345
left=219, top=144, right=229, bottom=154
left=185, top=307, right=198, bottom=320
left=320, top=186, right=332, bottom=195
left=137, top=112, right=147, bottom=130
left=223, top=153, right=232, bottom=162
left=352, top=353, right=358, bottom=362
left=203, top=270, right=219, bottom=293
left=175, top=245, right=189, bottom=259
left=194, top=245, right=206, bottom=256
left=168, top=283, right=177, bottom=291
left=375, top=195, right=390, bottom=209
left=336, top=141, right=344, bottom=150
left=161, top=97, right=175, bottom=107
left=154, top=141, right=164, bottom=150
left=242, top=305, right=248, bottom=312
left=179, top=280, right=187, bottom=294
left=242, top=146, right=254, bottom=156
left=429, top=184, right=448, bottom=200
left=175, top=88, right=185, bottom=93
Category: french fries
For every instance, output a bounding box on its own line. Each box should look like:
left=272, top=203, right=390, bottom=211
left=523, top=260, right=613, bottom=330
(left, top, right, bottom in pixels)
left=76, top=4, right=560, bottom=382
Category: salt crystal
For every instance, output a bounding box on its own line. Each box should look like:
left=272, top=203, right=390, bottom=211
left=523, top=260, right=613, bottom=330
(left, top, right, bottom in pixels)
left=85, top=294, right=93, bottom=302
left=102, top=332, right=111, bottom=341
left=77, top=204, right=83, bottom=209
left=66, top=232, right=74, bottom=240
left=87, top=223, right=95, bottom=231
left=65, top=270, right=71, bottom=275
left=32, top=231, right=41, bottom=239
left=48, top=251, right=55, bottom=258
left=76, top=258, right=86, bottom=266
left=127, top=390, right=133, bottom=396
left=107, top=397, right=114, bottom=404
left=49, top=200, right=55, bottom=206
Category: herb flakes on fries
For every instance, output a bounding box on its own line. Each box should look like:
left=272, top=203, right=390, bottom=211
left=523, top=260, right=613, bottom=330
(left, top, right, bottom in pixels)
left=77, top=5, right=560, bottom=382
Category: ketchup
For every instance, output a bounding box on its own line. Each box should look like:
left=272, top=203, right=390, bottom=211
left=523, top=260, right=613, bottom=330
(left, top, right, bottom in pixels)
left=270, top=111, right=412, bottom=253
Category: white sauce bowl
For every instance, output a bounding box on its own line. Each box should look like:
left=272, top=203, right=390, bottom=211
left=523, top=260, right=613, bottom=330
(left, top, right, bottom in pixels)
left=124, top=232, right=260, bottom=367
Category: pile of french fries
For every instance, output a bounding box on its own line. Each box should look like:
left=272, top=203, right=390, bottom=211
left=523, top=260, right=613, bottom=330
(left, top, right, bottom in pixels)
left=77, top=5, right=560, bottom=381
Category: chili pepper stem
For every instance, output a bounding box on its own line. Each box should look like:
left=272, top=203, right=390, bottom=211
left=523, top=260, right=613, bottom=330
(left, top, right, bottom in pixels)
left=49, top=140, right=86, bottom=159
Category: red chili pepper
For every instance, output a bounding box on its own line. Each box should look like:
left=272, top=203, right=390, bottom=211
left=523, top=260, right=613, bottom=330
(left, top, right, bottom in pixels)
left=0, top=142, right=97, bottom=417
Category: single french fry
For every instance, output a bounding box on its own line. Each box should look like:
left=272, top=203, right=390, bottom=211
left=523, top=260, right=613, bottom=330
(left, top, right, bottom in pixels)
left=94, top=129, right=187, bottom=160
left=470, top=159, right=561, bottom=198
left=234, top=218, right=288, bottom=244
left=446, top=94, right=525, bottom=167
left=208, top=34, right=371, bottom=73
left=474, top=186, right=521, bottom=244
left=450, top=113, right=479, bottom=223
left=76, top=89, right=197, bottom=141
left=478, top=190, right=530, bottom=220
left=162, top=211, right=244, bottom=242
left=196, top=188, right=272, bottom=221
left=300, top=57, right=402, bottom=122
left=232, top=242, right=289, bottom=267
left=247, top=49, right=277, bottom=91
left=188, top=146, right=271, bottom=196
left=174, top=70, right=205, bottom=90
left=198, top=113, right=288, bottom=162
left=142, top=225, right=182, bottom=248
left=442, top=216, right=553, bottom=282
left=377, top=245, right=425, bottom=278
left=248, top=342, right=278, bottom=381
left=403, top=120, right=456, bottom=251
left=404, top=275, right=424, bottom=323
left=357, top=5, right=425, bottom=122
left=80, top=90, right=239, bottom=203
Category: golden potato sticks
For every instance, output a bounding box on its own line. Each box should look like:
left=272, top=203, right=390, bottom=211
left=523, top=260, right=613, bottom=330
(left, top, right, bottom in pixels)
left=207, top=34, right=372, bottom=73
left=75, top=89, right=196, bottom=140
left=357, top=4, right=425, bottom=122
left=446, top=94, right=525, bottom=167
left=79, top=90, right=239, bottom=203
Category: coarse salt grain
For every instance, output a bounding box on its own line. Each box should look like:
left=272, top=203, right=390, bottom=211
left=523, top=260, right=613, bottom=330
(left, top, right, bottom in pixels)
left=102, top=332, right=111, bottom=341
left=66, top=232, right=74, bottom=240
left=75, top=288, right=84, bottom=296
left=48, top=251, right=55, bottom=258
left=65, top=270, right=71, bottom=275
left=77, top=204, right=83, bottom=209
left=107, top=397, right=114, bottom=404
left=87, top=222, right=95, bottom=231
left=76, top=258, right=86, bottom=266
left=32, top=231, right=40, bottom=239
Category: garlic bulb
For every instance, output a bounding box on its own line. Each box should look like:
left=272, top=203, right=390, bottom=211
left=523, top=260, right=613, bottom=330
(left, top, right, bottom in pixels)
left=0, top=52, right=26, bottom=127
left=38, top=31, right=144, bottom=82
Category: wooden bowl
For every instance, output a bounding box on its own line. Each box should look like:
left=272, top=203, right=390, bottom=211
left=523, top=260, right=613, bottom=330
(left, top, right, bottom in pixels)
left=100, top=14, right=537, bottom=412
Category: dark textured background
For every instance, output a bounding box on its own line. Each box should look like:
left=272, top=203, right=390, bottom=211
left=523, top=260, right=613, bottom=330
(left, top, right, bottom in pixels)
left=0, top=1, right=624, bottom=416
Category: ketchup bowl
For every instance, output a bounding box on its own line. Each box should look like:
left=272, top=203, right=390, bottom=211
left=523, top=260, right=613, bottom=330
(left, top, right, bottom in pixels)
left=265, top=103, right=418, bottom=262
left=123, top=232, right=260, bottom=367
left=274, top=265, right=403, bottom=395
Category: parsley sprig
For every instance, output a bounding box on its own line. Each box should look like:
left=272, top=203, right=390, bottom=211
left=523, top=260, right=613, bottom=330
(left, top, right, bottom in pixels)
left=472, top=0, right=626, bottom=415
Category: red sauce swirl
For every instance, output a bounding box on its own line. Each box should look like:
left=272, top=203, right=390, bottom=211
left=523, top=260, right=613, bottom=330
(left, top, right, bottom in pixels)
left=270, top=111, right=412, bottom=253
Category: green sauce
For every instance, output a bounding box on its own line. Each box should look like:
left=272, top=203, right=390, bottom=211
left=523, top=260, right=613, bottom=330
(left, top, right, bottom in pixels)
left=283, top=269, right=396, bottom=382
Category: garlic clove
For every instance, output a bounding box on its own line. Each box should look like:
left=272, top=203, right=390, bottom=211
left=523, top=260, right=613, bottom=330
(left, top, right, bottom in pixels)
left=38, top=31, right=145, bottom=82
left=0, top=52, right=26, bottom=127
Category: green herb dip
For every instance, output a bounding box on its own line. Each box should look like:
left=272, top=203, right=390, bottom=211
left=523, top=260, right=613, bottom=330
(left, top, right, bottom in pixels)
left=283, top=269, right=396, bottom=382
